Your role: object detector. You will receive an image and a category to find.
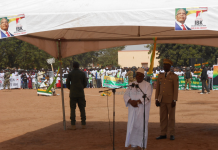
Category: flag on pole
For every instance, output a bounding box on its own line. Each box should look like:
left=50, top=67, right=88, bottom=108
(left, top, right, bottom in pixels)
left=147, top=37, right=157, bottom=76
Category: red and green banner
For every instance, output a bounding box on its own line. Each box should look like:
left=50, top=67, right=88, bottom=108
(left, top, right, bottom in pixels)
left=194, top=64, right=201, bottom=68
left=194, top=70, right=201, bottom=75
left=202, top=62, right=209, bottom=66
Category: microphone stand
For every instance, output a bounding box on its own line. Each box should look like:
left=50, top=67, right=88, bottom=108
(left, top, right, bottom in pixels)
left=135, top=85, right=149, bottom=150
left=99, top=86, right=123, bottom=150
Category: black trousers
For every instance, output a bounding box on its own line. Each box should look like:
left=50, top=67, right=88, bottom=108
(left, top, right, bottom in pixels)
left=202, top=79, right=210, bottom=93
left=97, top=79, right=101, bottom=88
left=70, top=97, right=86, bottom=125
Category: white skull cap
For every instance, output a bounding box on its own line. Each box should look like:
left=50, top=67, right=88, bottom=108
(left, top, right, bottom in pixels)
left=136, top=68, right=144, bottom=74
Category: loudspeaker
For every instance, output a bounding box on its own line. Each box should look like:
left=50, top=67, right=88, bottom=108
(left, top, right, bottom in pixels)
left=64, top=74, right=68, bottom=78
left=189, top=58, right=204, bottom=67
left=197, top=58, right=204, bottom=65
left=189, top=58, right=196, bottom=67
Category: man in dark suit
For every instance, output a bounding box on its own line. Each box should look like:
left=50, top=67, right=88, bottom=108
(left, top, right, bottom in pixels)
left=175, top=8, right=191, bottom=31
left=200, top=65, right=210, bottom=94
left=66, top=62, right=87, bottom=130
left=0, top=18, right=14, bottom=39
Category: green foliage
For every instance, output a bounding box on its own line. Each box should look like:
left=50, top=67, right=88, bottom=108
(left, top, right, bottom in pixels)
left=73, top=51, right=98, bottom=68
left=97, top=46, right=125, bottom=68
left=0, top=38, right=52, bottom=69
left=147, top=44, right=218, bottom=67
left=0, top=38, right=124, bottom=69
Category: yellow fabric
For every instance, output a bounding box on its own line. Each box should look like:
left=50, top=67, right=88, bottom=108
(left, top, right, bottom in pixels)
left=148, top=37, right=157, bottom=75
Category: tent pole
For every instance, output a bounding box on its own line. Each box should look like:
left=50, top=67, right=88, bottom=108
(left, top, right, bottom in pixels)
left=58, top=40, right=67, bottom=130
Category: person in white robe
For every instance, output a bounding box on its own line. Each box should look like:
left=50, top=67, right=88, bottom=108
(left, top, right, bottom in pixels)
left=123, top=68, right=153, bottom=150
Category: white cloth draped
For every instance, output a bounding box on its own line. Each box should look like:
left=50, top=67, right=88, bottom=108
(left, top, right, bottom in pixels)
left=123, top=80, right=152, bottom=148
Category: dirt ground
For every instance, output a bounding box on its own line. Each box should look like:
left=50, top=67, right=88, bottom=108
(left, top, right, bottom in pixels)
left=0, top=88, right=218, bottom=150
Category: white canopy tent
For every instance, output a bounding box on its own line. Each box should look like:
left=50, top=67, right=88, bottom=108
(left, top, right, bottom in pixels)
left=1, top=0, right=218, bottom=131
left=1, top=0, right=218, bottom=58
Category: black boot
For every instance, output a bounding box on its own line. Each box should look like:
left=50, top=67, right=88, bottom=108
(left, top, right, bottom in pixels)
left=156, top=135, right=167, bottom=140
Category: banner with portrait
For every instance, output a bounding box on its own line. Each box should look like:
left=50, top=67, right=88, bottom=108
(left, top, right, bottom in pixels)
left=213, top=65, right=218, bottom=90
left=175, top=7, right=208, bottom=31
left=0, top=14, right=27, bottom=39
left=102, top=76, right=128, bottom=89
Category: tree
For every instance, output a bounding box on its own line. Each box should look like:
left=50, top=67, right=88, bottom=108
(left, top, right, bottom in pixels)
left=15, top=41, right=51, bottom=69
left=73, top=51, right=98, bottom=68
left=97, top=46, right=125, bottom=68
left=147, top=44, right=218, bottom=67
left=0, top=38, right=53, bottom=70
left=0, top=38, right=23, bottom=69
left=0, top=38, right=125, bottom=69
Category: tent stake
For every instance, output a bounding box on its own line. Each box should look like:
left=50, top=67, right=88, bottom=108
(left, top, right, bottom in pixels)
left=58, top=40, right=67, bottom=130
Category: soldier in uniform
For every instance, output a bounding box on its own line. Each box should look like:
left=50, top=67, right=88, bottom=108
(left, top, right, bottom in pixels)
left=184, top=67, right=192, bottom=90
left=3, top=69, right=11, bottom=90
left=155, top=59, right=179, bottom=140
left=125, top=68, right=134, bottom=84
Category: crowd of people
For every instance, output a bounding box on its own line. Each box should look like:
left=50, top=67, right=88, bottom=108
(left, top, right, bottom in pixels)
left=0, top=60, right=216, bottom=150
left=0, top=65, right=214, bottom=90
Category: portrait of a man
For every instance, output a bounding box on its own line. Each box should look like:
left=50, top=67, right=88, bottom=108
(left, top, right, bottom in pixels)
left=175, top=8, right=191, bottom=31
left=0, top=17, right=14, bottom=39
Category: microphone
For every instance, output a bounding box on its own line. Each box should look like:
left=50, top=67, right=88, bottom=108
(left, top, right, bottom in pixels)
left=135, top=84, right=139, bottom=88
left=129, top=83, right=136, bottom=87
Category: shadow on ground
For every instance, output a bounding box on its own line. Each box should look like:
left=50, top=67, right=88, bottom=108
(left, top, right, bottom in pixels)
left=0, top=121, right=218, bottom=150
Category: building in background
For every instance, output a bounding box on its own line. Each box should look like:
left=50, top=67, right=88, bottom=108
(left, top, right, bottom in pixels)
left=118, top=44, right=159, bottom=68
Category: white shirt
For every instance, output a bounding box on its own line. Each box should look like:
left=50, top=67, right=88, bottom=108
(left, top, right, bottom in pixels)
left=96, top=72, right=101, bottom=79
left=156, top=70, right=160, bottom=74
left=207, top=70, right=213, bottom=78
left=160, top=70, right=165, bottom=73
left=32, top=75, right=36, bottom=82
left=0, top=73, right=4, bottom=78
left=122, top=72, right=126, bottom=78
left=112, top=70, right=117, bottom=76
left=177, top=71, right=183, bottom=76
left=91, top=71, right=96, bottom=77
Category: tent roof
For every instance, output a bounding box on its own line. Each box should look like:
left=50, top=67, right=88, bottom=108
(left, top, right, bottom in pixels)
left=1, top=0, right=218, bottom=58
left=2, top=0, right=218, bottom=33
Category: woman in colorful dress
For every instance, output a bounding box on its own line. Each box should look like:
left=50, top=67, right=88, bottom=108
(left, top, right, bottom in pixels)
left=28, top=73, right=32, bottom=89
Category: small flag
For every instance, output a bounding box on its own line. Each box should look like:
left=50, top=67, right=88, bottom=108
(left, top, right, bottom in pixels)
left=202, top=62, right=209, bottom=66
left=194, top=64, right=201, bottom=68
left=194, top=71, right=201, bottom=75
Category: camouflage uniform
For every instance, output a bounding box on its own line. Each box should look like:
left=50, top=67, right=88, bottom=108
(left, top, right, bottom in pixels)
left=4, top=71, right=10, bottom=89
left=126, top=70, right=134, bottom=84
